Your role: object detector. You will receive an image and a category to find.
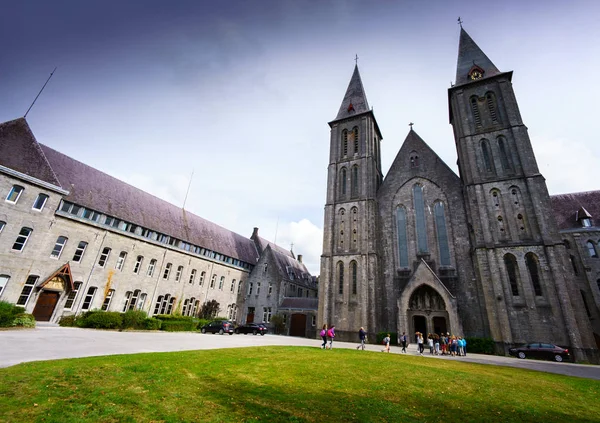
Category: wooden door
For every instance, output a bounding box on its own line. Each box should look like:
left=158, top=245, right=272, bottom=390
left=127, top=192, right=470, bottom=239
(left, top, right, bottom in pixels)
left=289, top=313, right=306, bottom=337
left=32, top=291, right=59, bottom=321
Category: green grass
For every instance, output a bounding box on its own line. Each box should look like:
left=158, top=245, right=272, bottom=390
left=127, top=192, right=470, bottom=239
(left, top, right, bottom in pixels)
left=0, top=347, right=599, bottom=422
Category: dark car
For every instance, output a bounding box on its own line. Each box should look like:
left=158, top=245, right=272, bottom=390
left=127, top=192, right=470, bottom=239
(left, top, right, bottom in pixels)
left=508, top=343, right=570, bottom=362
left=235, top=323, right=267, bottom=335
left=200, top=320, right=234, bottom=335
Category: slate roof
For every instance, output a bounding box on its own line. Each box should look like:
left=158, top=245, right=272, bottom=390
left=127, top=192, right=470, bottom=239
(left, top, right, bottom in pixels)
left=550, top=190, right=600, bottom=231
left=279, top=297, right=318, bottom=311
left=264, top=244, right=315, bottom=288
left=455, top=28, right=502, bottom=86
left=333, top=65, right=370, bottom=122
left=0, top=118, right=62, bottom=187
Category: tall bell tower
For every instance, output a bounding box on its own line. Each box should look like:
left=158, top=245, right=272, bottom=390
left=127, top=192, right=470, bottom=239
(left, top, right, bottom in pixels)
left=318, top=65, right=383, bottom=341
left=448, top=28, right=594, bottom=360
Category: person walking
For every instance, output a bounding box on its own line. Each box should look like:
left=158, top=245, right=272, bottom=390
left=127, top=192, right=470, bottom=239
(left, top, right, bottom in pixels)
left=401, top=331, right=408, bottom=353
left=434, top=334, right=440, bottom=355
left=327, top=325, right=335, bottom=349
left=382, top=333, right=391, bottom=353
left=417, top=332, right=424, bottom=355
left=356, top=327, right=367, bottom=350
left=427, top=333, right=434, bottom=355
left=320, top=324, right=328, bottom=349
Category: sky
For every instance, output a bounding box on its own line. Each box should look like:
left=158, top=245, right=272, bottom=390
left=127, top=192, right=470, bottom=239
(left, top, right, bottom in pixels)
left=1, top=0, right=599, bottom=275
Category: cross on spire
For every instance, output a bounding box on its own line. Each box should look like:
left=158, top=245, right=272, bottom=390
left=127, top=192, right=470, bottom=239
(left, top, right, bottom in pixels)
left=355, top=54, right=359, bottom=65
left=457, top=16, right=463, bottom=28
left=409, top=122, right=414, bottom=130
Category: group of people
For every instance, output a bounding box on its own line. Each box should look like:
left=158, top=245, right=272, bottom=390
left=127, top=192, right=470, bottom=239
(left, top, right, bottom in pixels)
left=320, top=324, right=336, bottom=349
left=414, top=331, right=467, bottom=356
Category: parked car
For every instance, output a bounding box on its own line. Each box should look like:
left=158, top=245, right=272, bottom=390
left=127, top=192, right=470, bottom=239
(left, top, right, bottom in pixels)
left=200, top=320, right=235, bottom=335
left=508, top=343, right=570, bottom=362
left=235, top=323, right=268, bottom=335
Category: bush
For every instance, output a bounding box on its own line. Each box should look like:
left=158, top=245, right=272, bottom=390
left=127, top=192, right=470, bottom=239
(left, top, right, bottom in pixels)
left=143, top=318, right=162, bottom=330
left=160, top=320, right=198, bottom=332
left=376, top=332, right=398, bottom=346
left=0, top=301, right=26, bottom=327
left=196, top=318, right=211, bottom=329
left=465, top=337, right=495, bottom=355
left=11, top=313, right=36, bottom=328
left=58, top=315, right=78, bottom=327
left=81, top=311, right=123, bottom=329
left=155, top=314, right=197, bottom=321
left=122, top=310, right=147, bottom=329
left=270, top=314, right=285, bottom=334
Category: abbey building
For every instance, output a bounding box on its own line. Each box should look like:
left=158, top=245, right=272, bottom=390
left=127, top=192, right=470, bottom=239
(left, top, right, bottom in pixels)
left=318, top=28, right=600, bottom=362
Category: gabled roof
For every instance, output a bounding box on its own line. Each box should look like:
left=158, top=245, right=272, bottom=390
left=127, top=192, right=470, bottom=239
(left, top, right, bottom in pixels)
left=333, top=65, right=370, bottom=122
left=264, top=244, right=315, bottom=288
left=0, top=118, right=62, bottom=187
left=38, top=143, right=259, bottom=264
left=38, top=263, right=75, bottom=292
left=550, top=190, right=600, bottom=231
left=455, top=28, right=502, bottom=86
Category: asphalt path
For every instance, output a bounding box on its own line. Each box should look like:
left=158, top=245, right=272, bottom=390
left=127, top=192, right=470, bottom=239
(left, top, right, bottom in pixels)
left=1, top=323, right=599, bottom=380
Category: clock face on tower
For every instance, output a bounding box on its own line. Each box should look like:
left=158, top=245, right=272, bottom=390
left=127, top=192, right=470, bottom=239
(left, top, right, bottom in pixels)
left=469, top=70, right=483, bottom=80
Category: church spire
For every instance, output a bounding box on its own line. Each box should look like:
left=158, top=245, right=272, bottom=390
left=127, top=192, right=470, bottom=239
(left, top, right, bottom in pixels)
left=334, top=64, right=370, bottom=121
left=455, top=27, right=501, bottom=86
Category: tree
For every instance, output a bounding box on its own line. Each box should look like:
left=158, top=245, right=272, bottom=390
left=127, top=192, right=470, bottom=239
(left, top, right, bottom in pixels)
left=270, top=314, right=285, bottom=335
left=199, top=300, right=220, bottom=319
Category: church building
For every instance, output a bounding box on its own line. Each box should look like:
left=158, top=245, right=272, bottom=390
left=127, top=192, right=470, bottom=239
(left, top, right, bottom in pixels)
left=318, top=28, right=600, bottom=363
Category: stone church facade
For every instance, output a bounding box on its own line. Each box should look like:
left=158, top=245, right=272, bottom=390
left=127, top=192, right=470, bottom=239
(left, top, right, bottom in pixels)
left=318, top=28, right=600, bottom=363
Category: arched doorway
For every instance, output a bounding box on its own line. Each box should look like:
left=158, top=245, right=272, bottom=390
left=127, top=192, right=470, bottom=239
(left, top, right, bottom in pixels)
left=407, top=285, right=449, bottom=336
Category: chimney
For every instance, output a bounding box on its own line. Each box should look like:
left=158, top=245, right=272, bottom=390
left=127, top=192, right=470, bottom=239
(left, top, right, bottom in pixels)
left=298, top=254, right=303, bottom=263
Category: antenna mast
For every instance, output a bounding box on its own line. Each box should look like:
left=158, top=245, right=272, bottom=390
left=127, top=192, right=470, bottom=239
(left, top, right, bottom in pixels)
left=182, top=169, right=194, bottom=210
left=24, top=67, right=57, bottom=118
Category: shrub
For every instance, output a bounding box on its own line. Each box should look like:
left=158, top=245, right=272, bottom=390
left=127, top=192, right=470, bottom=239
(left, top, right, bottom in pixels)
left=376, top=332, right=398, bottom=346
left=196, top=318, right=211, bottom=329
left=161, top=320, right=198, bottom=332
left=122, top=310, right=147, bottom=329
left=143, top=318, right=162, bottom=330
left=0, top=301, right=26, bottom=327
left=465, top=337, right=495, bottom=355
left=270, top=314, right=285, bottom=334
left=58, top=315, right=78, bottom=327
left=11, top=313, right=36, bottom=328
left=155, top=314, right=197, bottom=321
left=81, top=311, right=123, bottom=329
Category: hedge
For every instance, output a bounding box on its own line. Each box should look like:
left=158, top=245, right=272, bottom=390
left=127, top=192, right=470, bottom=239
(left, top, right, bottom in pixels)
left=58, top=315, right=78, bottom=327
left=0, top=301, right=29, bottom=328
left=160, top=320, right=198, bottom=332
left=376, top=332, right=398, bottom=346
left=143, top=318, right=162, bottom=330
left=12, top=313, right=36, bottom=328
left=122, top=310, right=148, bottom=329
left=464, top=337, right=495, bottom=355
left=81, top=311, right=123, bottom=329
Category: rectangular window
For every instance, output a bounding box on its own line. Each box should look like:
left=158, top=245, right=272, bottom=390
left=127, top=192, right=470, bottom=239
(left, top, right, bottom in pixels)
left=238, top=280, right=243, bottom=294
left=72, top=241, right=88, bottom=262
left=50, top=236, right=68, bottom=259
left=163, top=263, right=172, bottom=279
left=122, top=291, right=132, bottom=312
left=16, top=275, right=38, bottom=306
left=312, top=316, right=316, bottom=326
left=199, top=271, right=205, bottom=286
left=12, top=227, right=33, bottom=251
left=101, top=289, right=114, bottom=311
left=70, top=205, right=81, bottom=216
left=98, top=247, right=111, bottom=267
left=138, top=293, right=147, bottom=310
left=298, top=287, right=303, bottom=297
left=133, top=256, right=143, bottom=274
left=115, top=251, right=127, bottom=270
left=6, top=185, right=24, bottom=203
left=189, top=269, right=197, bottom=284
left=32, top=193, right=49, bottom=211
left=60, top=201, right=72, bottom=213
left=64, top=281, right=82, bottom=310
left=0, top=220, right=5, bottom=234
left=210, top=275, right=216, bottom=289
left=147, top=259, right=157, bottom=277
left=175, top=265, right=183, bottom=282
left=268, top=283, right=273, bottom=295
left=0, top=275, right=9, bottom=296
left=248, top=282, right=253, bottom=295
left=262, top=307, right=272, bottom=323
left=153, top=296, right=163, bottom=316
left=256, top=282, right=261, bottom=295
left=129, top=290, right=140, bottom=311
left=230, top=279, right=236, bottom=292
left=81, top=287, right=97, bottom=310
left=219, top=276, right=224, bottom=290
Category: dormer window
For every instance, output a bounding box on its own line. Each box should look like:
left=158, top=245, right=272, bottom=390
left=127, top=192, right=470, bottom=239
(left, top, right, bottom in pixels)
left=576, top=207, right=593, bottom=228
left=582, top=218, right=592, bottom=227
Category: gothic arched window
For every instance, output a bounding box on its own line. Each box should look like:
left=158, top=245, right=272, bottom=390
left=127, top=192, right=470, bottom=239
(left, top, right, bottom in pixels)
left=434, top=202, right=451, bottom=266
left=351, top=261, right=357, bottom=295
left=339, top=168, right=347, bottom=198
left=525, top=252, right=543, bottom=296
left=351, top=165, right=359, bottom=198
left=338, top=209, right=346, bottom=251
left=341, top=130, right=348, bottom=158
left=504, top=254, right=520, bottom=296
left=353, top=126, right=359, bottom=155
left=497, top=136, right=511, bottom=170
left=413, top=185, right=428, bottom=254
left=470, top=96, right=482, bottom=127
left=486, top=92, right=498, bottom=123
left=587, top=241, right=598, bottom=258
left=481, top=139, right=493, bottom=173
left=396, top=206, right=409, bottom=268
left=351, top=207, right=358, bottom=251
left=338, top=261, right=344, bottom=295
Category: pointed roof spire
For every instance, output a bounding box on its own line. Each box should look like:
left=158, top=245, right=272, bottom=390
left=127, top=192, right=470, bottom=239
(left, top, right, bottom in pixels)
left=334, top=64, right=370, bottom=121
left=455, top=27, right=501, bottom=86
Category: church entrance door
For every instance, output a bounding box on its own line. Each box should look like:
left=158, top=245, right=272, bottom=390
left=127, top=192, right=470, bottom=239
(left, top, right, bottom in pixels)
left=433, top=317, right=447, bottom=335
left=289, top=313, right=306, bottom=337
left=413, top=315, right=427, bottom=338
left=32, top=291, right=59, bottom=321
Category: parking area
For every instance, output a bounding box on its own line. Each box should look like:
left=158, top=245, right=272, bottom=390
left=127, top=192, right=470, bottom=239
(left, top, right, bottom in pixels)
left=1, top=324, right=599, bottom=380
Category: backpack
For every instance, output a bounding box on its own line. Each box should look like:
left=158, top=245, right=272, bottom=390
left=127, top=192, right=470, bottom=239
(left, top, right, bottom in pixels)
left=320, top=329, right=326, bottom=337
left=327, top=329, right=333, bottom=338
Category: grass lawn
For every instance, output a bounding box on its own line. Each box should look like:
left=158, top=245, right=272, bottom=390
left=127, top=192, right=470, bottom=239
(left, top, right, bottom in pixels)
left=1, top=346, right=599, bottom=423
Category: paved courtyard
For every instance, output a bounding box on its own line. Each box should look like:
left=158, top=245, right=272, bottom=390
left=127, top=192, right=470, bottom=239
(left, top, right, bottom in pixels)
left=1, top=324, right=599, bottom=380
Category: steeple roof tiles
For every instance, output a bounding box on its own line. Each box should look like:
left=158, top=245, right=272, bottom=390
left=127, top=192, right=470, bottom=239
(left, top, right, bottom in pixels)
left=333, top=65, right=370, bottom=121
left=455, top=28, right=501, bottom=86
left=38, top=143, right=260, bottom=264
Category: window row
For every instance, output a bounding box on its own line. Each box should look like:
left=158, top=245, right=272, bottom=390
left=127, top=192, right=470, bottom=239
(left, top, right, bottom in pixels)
left=5, top=185, right=49, bottom=211
left=585, top=240, right=600, bottom=258
left=503, top=252, right=544, bottom=297
left=490, top=187, right=530, bottom=240
left=59, top=200, right=253, bottom=271
left=341, top=127, right=359, bottom=158
left=470, top=92, right=499, bottom=129
left=338, top=166, right=360, bottom=199
left=479, top=136, right=512, bottom=175
left=337, top=207, right=360, bottom=252
left=337, top=260, right=359, bottom=296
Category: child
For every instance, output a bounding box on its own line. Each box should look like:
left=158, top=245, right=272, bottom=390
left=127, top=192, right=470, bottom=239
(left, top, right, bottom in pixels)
left=382, top=333, right=391, bottom=353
